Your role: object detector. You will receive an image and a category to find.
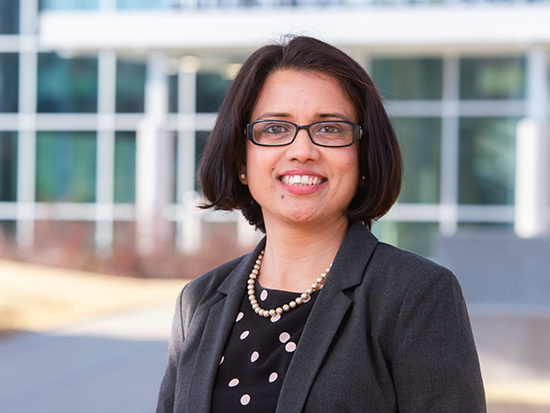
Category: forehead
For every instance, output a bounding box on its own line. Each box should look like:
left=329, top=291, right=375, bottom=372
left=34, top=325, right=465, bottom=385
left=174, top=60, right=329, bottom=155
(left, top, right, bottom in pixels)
left=251, top=69, right=358, bottom=122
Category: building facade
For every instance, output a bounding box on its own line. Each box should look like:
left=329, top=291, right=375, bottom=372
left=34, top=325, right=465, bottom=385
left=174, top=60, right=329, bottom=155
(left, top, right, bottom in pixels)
left=1, top=0, right=549, bottom=258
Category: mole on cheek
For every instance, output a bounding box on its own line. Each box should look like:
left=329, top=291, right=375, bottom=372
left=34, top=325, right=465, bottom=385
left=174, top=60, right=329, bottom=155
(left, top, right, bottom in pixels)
left=281, top=195, right=284, bottom=200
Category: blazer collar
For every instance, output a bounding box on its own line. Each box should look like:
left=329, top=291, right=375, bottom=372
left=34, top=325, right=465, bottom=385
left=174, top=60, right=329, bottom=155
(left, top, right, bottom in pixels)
left=326, top=219, right=379, bottom=290
left=217, top=238, right=266, bottom=296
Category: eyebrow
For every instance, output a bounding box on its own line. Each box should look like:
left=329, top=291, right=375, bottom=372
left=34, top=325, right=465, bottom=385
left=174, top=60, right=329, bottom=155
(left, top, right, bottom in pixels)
left=255, top=112, right=352, bottom=121
left=255, top=112, right=290, bottom=119
left=318, top=113, right=352, bottom=121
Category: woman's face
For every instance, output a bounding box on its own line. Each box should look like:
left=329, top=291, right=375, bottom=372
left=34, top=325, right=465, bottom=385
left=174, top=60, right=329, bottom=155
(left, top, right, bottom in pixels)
left=242, top=69, right=360, bottom=230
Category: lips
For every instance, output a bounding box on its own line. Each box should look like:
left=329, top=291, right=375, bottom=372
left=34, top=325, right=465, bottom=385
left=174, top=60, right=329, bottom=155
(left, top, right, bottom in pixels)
left=279, top=175, right=326, bottom=187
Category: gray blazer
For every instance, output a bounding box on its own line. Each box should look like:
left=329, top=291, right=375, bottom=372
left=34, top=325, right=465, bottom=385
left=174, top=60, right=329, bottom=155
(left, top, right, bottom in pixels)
left=156, top=220, right=486, bottom=412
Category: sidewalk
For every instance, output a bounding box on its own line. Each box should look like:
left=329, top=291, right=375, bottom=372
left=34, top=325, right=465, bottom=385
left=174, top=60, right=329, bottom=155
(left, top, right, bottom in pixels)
left=0, top=301, right=178, bottom=413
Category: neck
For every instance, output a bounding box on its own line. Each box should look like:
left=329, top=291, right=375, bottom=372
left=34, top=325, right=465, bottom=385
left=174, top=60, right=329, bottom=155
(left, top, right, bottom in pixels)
left=257, top=216, right=349, bottom=292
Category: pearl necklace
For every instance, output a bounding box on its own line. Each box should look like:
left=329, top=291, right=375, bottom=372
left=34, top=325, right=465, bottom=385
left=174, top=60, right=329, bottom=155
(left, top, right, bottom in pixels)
left=247, top=250, right=331, bottom=318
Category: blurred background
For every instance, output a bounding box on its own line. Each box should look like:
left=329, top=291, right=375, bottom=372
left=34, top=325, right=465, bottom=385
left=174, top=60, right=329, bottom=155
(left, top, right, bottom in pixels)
left=0, top=0, right=549, bottom=412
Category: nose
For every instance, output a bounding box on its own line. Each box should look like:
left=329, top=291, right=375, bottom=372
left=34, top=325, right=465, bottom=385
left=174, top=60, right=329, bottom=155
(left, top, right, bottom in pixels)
left=286, top=128, right=319, bottom=162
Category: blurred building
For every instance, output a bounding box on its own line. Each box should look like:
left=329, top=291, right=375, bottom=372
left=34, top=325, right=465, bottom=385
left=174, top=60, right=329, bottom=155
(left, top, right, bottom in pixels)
left=2, top=0, right=550, bottom=388
left=0, top=0, right=549, bottom=259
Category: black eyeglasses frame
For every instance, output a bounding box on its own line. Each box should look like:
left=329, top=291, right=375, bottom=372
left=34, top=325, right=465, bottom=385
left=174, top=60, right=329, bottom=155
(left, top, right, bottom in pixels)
left=245, top=120, right=363, bottom=148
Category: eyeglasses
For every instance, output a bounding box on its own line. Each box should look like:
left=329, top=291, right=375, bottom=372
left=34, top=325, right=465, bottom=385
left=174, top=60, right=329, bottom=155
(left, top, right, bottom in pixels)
left=245, top=120, right=362, bottom=148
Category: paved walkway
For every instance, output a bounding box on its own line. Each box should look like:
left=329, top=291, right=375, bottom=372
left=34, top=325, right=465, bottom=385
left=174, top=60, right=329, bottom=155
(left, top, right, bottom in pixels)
left=0, top=300, right=176, bottom=413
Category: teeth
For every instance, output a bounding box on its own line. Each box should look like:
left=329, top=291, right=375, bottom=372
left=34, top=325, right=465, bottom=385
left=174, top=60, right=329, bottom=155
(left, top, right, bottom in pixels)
left=281, top=175, right=324, bottom=187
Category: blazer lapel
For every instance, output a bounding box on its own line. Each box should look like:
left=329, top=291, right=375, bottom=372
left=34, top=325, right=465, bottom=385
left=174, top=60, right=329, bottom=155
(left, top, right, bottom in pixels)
left=276, top=281, right=352, bottom=413
left=185, top=241, right=266, bottom=413
left=276, top=221, right=379, bottom=413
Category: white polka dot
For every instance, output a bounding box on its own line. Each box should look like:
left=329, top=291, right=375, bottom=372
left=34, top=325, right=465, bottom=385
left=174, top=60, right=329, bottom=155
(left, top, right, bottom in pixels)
left=270, top=314, right=281, bottom=323
left=269, top=372, right=278, bottom=383
left=220, top=356, right=224, bottom=365
left=228, top=378, right=239, bottom=387
left=260, top=290, right=268, bottom=301
left=240, top=394, right=251, bottom=405
left=236, top=312, right=244, bottom=322
left=279, top=332, right=290, bottom=343
left=240, top=331, right=250, bottom=340
left=285, top=341, right=297, bottom=352
left=250, top=351, right=259, bottom=362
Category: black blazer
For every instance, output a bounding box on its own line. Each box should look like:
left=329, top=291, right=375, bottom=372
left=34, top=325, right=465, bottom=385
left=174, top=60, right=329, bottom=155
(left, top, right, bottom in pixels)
left=156, top=221, right=486, bottom=412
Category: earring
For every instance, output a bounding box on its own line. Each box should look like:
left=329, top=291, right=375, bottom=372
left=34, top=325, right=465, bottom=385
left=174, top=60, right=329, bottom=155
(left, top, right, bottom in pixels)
left=240, top=173, right=246, bottom=180
left=361, top=176, right=366, bottom=181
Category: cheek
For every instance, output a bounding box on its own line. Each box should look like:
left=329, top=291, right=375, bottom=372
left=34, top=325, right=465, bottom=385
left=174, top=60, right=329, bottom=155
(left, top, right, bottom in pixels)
left=344, top=146, right=361, bottom=180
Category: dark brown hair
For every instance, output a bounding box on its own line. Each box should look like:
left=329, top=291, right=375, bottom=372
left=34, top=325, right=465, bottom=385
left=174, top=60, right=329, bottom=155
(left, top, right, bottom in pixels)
left=199, top=35, right=402, bottom=232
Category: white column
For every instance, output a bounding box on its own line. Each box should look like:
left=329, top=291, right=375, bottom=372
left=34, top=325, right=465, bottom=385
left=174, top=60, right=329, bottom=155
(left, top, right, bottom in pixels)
left=177, top=57, right=199, bottom=200
left=176, top=56, right=201, bottom=254
left=439, top=54, right=460, bottom=236
left=15, top=0, right=38, bottom=248
left=95, top=50, right=117, bottom=256
left=136, top=53, right=172, bottom=255
left=515, top=46, right=550, bottom=238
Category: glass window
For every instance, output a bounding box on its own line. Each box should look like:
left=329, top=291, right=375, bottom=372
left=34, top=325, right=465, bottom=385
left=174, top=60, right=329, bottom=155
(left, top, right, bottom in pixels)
left=458, top=117, right=518, bottom=205
left=0, top=53, right=19, bottom=112
left=114, top=132, right=136, bottom=203
left=196, top=73, right=231, bottom=113
left=371, top=58, right=443, bottom=100
left=0, top=132, right=17, bottom=202
left=194, top=131, right=210, bottom=191
left=36, top=131, right=96, bottom=202
left=460, top=57, right=525, bottom=100
left=393, top=117, right=441, bottom=203
left=39, top=0, right=99, bottom=9
left=372, top=220, right=439, bottom=258
left=0, top=220, right=16, bottom=243
left=117, top=0, right=170, bottom=9
left=37, top=53, right=98, bottom=113
left=458, top=222, right=514, bottom=234
left=116, top=59, right=146, bottom=113
left=0, top=0, right=19, bottom=34
left=168, top=74, right=178, bottom=113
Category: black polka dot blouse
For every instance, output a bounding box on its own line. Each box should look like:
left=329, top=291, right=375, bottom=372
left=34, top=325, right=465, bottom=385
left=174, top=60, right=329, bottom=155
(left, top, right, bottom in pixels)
left=211, top=283, right=319, bottom=412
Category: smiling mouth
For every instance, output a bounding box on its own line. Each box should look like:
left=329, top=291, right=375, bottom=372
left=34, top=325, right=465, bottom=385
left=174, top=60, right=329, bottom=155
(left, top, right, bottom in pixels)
left=279, top=175, right=326, bottom=187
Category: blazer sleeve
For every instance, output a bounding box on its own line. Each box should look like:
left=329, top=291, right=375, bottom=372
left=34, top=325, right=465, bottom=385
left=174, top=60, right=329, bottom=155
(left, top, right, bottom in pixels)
left=388, top=268, right=486, bottom=412
left=156, top=288, right=186, bottom=413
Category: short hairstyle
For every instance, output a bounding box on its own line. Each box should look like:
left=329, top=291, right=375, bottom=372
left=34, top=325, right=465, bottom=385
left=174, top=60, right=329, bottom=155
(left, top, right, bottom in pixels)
left=199, top=35, right=402, bottom=232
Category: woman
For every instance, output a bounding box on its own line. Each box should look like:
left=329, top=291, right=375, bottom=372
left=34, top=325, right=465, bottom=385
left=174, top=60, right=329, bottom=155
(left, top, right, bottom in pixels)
left=156, top=36, right=486, bottom=412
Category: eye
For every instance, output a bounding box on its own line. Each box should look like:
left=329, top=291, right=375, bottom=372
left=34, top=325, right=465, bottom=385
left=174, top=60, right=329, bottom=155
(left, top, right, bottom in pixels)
left=315, top=122, right=346, bottom=134
left=320, top=124, right=341, bottom=133
left=263, top=123, right=291, bottom=134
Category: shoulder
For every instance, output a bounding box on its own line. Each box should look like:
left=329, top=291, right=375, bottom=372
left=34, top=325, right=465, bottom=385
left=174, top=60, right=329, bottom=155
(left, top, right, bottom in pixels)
left=365, top=241, right=464, bottom=310
left=372, top=241, right=453, bottom=280
left=172, top=254, right=249, bottom=332
left=175, top=239, right=266, bottom=327
left=180, top=254, right=247, bottom=307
